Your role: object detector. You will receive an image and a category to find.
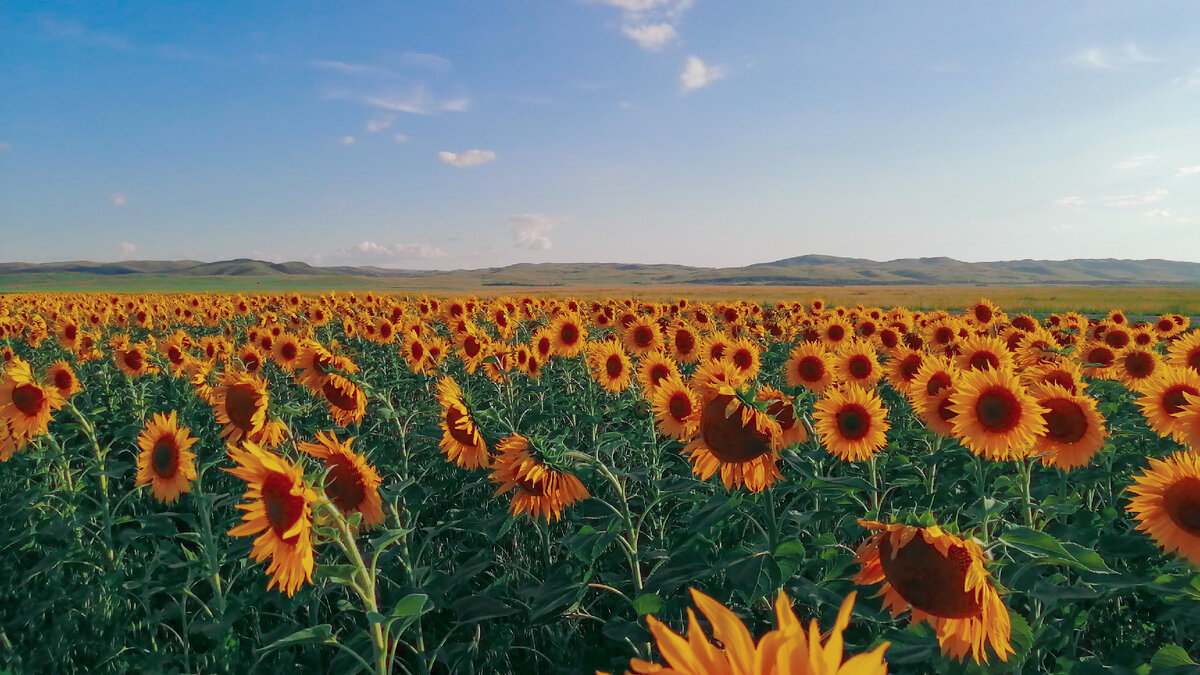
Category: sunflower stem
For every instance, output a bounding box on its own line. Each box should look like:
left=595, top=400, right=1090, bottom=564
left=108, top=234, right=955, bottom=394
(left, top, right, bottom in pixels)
left=867, top=455, right=881, bottom=515
left=324, top=500, right=391, bottom=675
left=66, top=400, right=115, bottom=568
left=1018, top=457, right=1036, bottom=528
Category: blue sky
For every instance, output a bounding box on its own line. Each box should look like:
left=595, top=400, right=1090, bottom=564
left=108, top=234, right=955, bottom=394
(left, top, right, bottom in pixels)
left=2, top=1, right=1199, bottom=268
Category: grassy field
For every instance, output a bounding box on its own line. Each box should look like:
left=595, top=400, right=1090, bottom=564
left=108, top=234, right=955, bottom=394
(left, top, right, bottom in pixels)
left=2, top=273, right=1198, bottom=314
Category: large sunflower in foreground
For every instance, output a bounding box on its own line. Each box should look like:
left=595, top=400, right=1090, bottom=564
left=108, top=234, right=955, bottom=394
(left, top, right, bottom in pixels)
left=1135, top=367, right=1200, bottom=443
left=1166, top=330, right=1200, bottom=375
left=683, top=391, right=783, bottom=492
left=1126, top=449, right=1200, bottom=566
left=948, top=368, right=1046, bottom=461
left=813, top=385, right=890, bottom=462
left=1031, top=383, right=1108, bottom=470
left=225, top=442, right=320, bottom=596
left=134, top=411, right=199, bottom=504
left=0, top=357, right=65, bottom=439
left=853, top=520, right=1012, bottom=664
left=436, top=376, right=491, bottom=469
left=605, top=588, right=888, bottom=675
left=489, top=434, right=588, bottom=521
left=298, top=431, right=383, bottom=527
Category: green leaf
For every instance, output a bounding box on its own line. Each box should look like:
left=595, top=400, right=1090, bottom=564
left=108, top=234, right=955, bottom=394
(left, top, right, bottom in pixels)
left=633, top=593, right=663, bottom=615
left=1001, top=527, right=1114, bottom=574
left=1151, top=645, right=1199, bottom=668
left=390, top=593, right=429, bottom=618
left=313, top=563, right=359, bottom=587
left=258, top=624, right=337, bottom=653
left=451, top=594, right=517, bottom=624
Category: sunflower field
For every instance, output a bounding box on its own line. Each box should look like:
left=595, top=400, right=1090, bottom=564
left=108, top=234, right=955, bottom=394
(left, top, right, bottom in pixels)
left=1, top=292, right=1199, bottom=674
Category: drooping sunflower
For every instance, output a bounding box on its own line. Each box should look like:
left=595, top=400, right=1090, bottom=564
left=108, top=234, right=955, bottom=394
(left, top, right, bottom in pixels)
left=1116, top=346, right=1162, bottom=392
left=436, top=376, right=491, bottom=469
left=489, top=434, right=588, bottom=521
left=813, top=385, right=890, bottom=462
left=832, top=339, right=883, bottom=390
left=320, top=373, right=367, bottom=428
left=298, top=430, right=383, bottom=527
left=756, top=385, right=807, bottom=448
left=134, top=411, right=199, bottom=504
left=948, top=368, right=1047, bottom=461
left=784, top=342, right=835, bottom=393
left=1135, top=367, right=1200, bottom=442
left=587, top=340, right=633, bottom=393
left=612, top=588, right=888, bottom=675
left=682, top=391, right=783, bottom=492
left=211, top=370, right=270, bottom=444
left=853, top=520, right=1013, bottom=664
left=1167, top=330, right=1200, bottom=376
left=1127, top=449, right=1200, bottom=565
left=225, top=442, right=320, bottom=597
left=1031, top=383, right=1109, bottom=470
left=0, top=357, right=65, bottom=439
left=652, top=374, right=700, bottom=442
left=43, top=360, right=82, bottom=400
left=295, top=341, right=359, bottom=393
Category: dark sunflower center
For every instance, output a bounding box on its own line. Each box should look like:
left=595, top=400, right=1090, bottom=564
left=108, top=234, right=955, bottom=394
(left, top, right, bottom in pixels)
left=1158, top=318, right=1175, bottom=332
left=975, top=306, right=994, bottom=323
left=151, top=435, right=179, bottom=478
left=668, top=393, right=692, bottom=420
left=243, top=353, right=261, bottom=371
left=123, top=349, right=145, bottom=371
left=281, top=343, right=297, bottom=360
left=1042, top=398, right=1088, bottom=444
left=262, top=472, right=305, bottom=540
left=1124, top=352, right=1155, bottom=378
left=464, top=337, right=482, bottom=358
left=537, top=337, right=551, bottom=357
left=649, top=364, right=671, bottom=386
left=975, top=387, right=1021, bottom=433
left=859, top=322, right=877, bottom=338
left=605, top=354, right=624, bottom=378
left=934, top=327, right=954, bottom=345
left=516, top=475, right=548, bottom=497
left=848, top=355, right=872, bottom=379
left=900, top=355, right=923, bottom=381
left=54, top=370, right=74, bottom=391
left=633, top=326, right=654, bottom=348
left=64, top=325, right=77, bottom=340
left=968, top=352, right=1000, bottom=371
left=709, top=344, right=727, bottom=361
left=1104, top=331, right=1131, bottom=349
left=445, top=405, right=478, bottom=447
left=1086, top=346, right=1115, bottom=367
left=798, top=356, right=825, bottom=382
left=827, top=325, right=845, bottom=341
left=835, top=404, right=870, bottom=441
left=1163, top=477, right=1200, bottom=537
left=323, top=379, right=359, bottom=411
left=1162, top=385, right=1199, bottom=416
left=12, top=384, right=46, bottom=416
left=936, top=395, right=957, bottom=422
left=880, top=330, right=899, bottom=349
left=324, top=455, right=367, bottom=513
left=674, top=330, right=695, bottom=354
left=1044, top=372, right=1077, bottom=393
left=903, top=333, right=925, bottom=350
left=1189, top=350, right=1200, bottom=372
left=168, top=346, right=185, bottom=365
left=411, top=343, right=425, bottom=361
left=879, top=535, right=982, bottom=619
left=732, top=349, right=753, bottom=371
left=926, top=372, right=952, bottom=397
left=699, top=395, right=773, bottom=464
left=767, top=399, right=796, bottom=430
left=225, top=384, right=260, bottom=430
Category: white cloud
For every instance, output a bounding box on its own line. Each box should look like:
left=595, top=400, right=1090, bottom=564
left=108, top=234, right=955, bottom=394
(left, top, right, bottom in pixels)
left=1052, top=195, right=1087, bottom=210
left=366, top=114, right=394, bottom=132
left=109, top=193, right=128, bottom=207
left=337, top=136, right=356, bottom=146
left=510, top=214, right=564, bottom=251
left=355, top=241, right=447, bottom=259
left=1102, top=188, right=1168, bottom=207
left=622, top=23, right=677, bottom=51
left=1069, top=43, right=1159, bottom=70
left=1114, top=154, right=1156, bottom=170
left=680, top=55, right=726, bottom=92
left=438, top=149, right=496, bottom=168
left=117, top=242, right=137, bottom=259
left=393, top=133, right=410, bottom=143
left=1144, top=208, right=1175, bottom=219
left=310, top=59, right=398, bottom=78
left=593, top=0, right=693, bottom=19
left=363, top=85, right=471, bottom=115
left=1177, top=165, right=1200, bottom=177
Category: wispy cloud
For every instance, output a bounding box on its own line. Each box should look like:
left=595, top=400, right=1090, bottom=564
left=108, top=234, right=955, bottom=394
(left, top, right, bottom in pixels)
left=40, top=17, right=204, bottom=61
left=337, top=136, right=356, bottom=146
left=510, top=214, right=564, bottom=251
left=1052, top=195, right=1087, bottom=210
left=438, top=149, right=496, bottom=168
left=592, top=0, right=694, bottom=20
left=359, top=85, right=471, bottom=115
left=393, top=133, right=410, bottom=144
left=110, top=193, right=128, bottom=207
left=1053, top=223, right=1075, bottom=232
left=622, top=23, right=677, bottom=51
left=680, top=56, right=726, bottom=92
left=1177, top=165, right=1200, bottom=177
left=310, top=59, right=398, bottom=78
left=1068, top=42, right=1159, bottom=70
left=366, top=114, right=395, bottom=132
left=354, top=241, right=447, bottom=259
left=117, top=242, right=137, bottom=259
left=1114, top=154, right=1156, bottom=170
left=1102, top=188, right=1168, bottom=207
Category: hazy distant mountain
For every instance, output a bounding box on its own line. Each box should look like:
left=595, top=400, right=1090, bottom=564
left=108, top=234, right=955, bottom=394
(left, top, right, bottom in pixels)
left=2, top=256, right=1199, bottom=287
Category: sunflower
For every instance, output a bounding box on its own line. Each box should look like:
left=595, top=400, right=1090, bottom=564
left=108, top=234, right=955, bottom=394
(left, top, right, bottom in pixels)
left=134, top=411, right=199, bottom=504
left=43, top=360, right=82, bottom=399
left=1031, top=383, right=1109, bottom=470
left=237, top=343, right=265, bottom=373
left=637, top=351, right=680, bottom=399
left=1134, top=367, right=1200, bottom=442
left=1167, top=330, right=1200, bottom=375
left=756, top=385, right=807, bottom=448
left=853, top=520, right=1012, bottom=664
left=225, top=442, right=319, bottom=597
left=456, top=328, right=491, bottom=374
left=699, top=332, right=734, bottom=363
left=1075, top=340, right=1120, bottom=380
left=690, top=358, right=751, bottom=399
left=295, top=341, right=359, bottom=392
left=320, top=373, right=367, bottom=428
left=211, top=370, right=270, bottom=444
left=724, top=336, right=763, bottom=382
left=1116, top=346, right=1162, bottom=392
left=883, top=347, right=925, bottom=396
left=955, top=335, right=1014, bottom=373
left=784, top=342, right=835, bottom=393
left=531, top=328, right=554, bottom=364
left=832, top=339, right=883, bottom=390
left=623, top=315, right=664, bottom=357
left=683, top=391, right=783, bottom=492
left=966, top=298, right=1003, bottom=329
left=115, top=342, right=159, bottom=378
left=813, top=385, right=890, bottom=462
left=272, top=333, right=304, bottom=371
left=298, top=431, right=383, bottom=527
left=948, top=368, right=1046, bottom=461
left=0, top=357, right=64, bottom=439
left=652, top=374, right=700, bottom=442
left=613, top=588, right=888, bottom=675
left=1127, top=449, right=1200, bottom=566
left=668, top=323, right=700, bottom=363
left=436, top=376, right=491, bottom=469
left=489, top=434, right=588, bottom=521
left=1020, top=360, right=1084, bottom=396
left=819, top=316, right=855, bottom=350
left=587, top=340, right=633, bottom=393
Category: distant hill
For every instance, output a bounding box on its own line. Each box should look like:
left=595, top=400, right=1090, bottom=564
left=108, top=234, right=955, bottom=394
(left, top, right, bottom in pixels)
left=2, top=256, right=1199, bottom=288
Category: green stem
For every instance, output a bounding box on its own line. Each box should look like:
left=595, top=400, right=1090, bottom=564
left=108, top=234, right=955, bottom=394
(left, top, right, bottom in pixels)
left=325, top=502, right=390, bottom=675
left=66, top=400, right=115, bottom=568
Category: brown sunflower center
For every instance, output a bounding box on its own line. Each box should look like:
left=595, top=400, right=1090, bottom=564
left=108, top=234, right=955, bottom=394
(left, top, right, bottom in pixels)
left=668, top=392, right=693, bottom=420
left=323, top=379, right=360, bottom=412
left=64, top=324, right=77, bottom=340
left=926, top=372, right=953, bottom=397
left=445, top=405, right=478, bottom=447
left=975, top=386, right=1021, bottom=433
left=1042, top=398, right=1088, bottom=444
left=827, top=325, right=846, bottom=342
left=1163, top=477, right=1200, bottom=537
left=324, top=455, right=367, bottom=513
left=1124, top=352, right=1155, bottom=379
left=1104, top=331, right=1131, bottom=349
left=879, top=535, right=982, bottom=619
left=632, top=326, right=655, bottom=348
left=243, top=352, right=261, bottom=371
left=225, top=384, right=261, bottom=431
left=516, top=475, right=548, bottom=497
left=411, top=342, right=425, bottom=361
left=848, top=355, right=872, bottom=379
left=700, top=395, right=773, bottom=464
left=933, top=327, right=955, bottom=345
left=605, top=354, right=624, bottom=378
left=168, top=346, right=185, bottom=365
left=709, top=344, right=727, bottom=361
left=1085, top=346, right=1115, bottom=367
left=151, top=435, right=179, bottom=478
left=1189, top=350, right=1200, bottom=372
left=463, top=337, right=482, bottom=358
left=54, top=370, right=74, bottom=391
left=262, top=472, right=305, bottom=540
left=536, top=337, right=551, bottom=357
left=1162, top=384, right=1200, bottom=416
left=11, top=384, right=46, bottom=416
left=732, top=349, right=754, bottom=371
left=281, top=343, right=298, bottom=360
left=936, top=395, right=957, bottom=422
left=674, top=330, right=695, bottom=354
left=968, top=352, right=1000, bottom=371
left=766, top=399, right=796, bottom=431
left=974, top=305, right=994, bottom=323
left=900, top=355, right=923, bottom=382
left=797, top=356, right=825, bottom=382
left=1158, top=318, right=1175, bottom=332
left=835, top=404, right=871, bottom=441
left=649, top=363, right=672, bottom=386
left=123, top=349, right=145, bottom=371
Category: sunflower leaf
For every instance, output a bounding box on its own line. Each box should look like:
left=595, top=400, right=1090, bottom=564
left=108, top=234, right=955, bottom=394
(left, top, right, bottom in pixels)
left=257, top=624, right=337, bottom=653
